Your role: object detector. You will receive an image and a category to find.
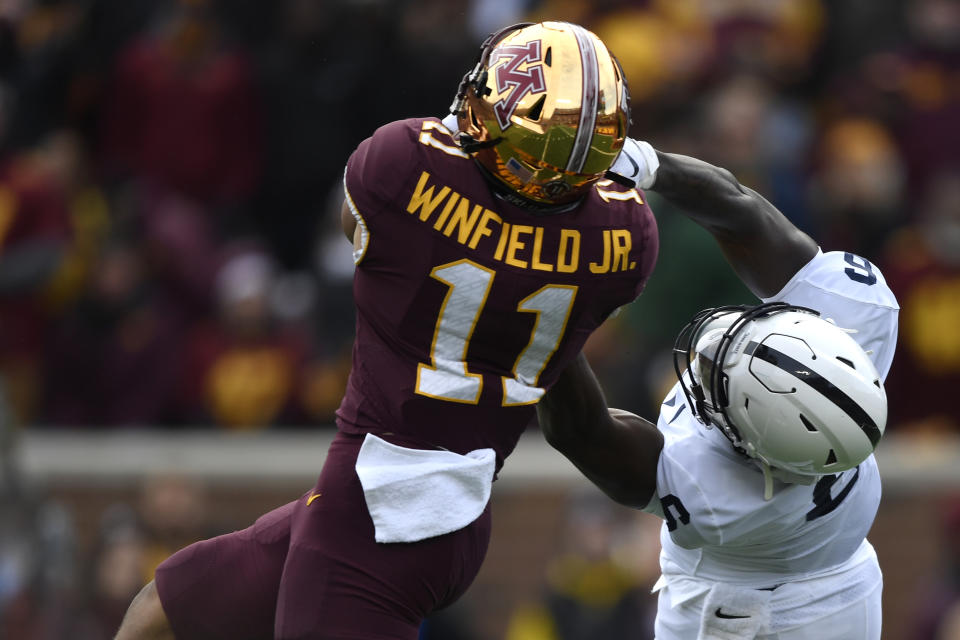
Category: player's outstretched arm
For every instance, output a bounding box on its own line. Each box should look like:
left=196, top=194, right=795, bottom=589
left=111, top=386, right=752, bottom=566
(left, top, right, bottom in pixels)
left=538, top=353, right=663, bottom=510
left=651, top=151, right=818, bottom=298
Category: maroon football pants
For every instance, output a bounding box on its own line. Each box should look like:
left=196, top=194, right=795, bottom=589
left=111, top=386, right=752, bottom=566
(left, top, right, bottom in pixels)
left=155, top=431, right=492, bottom=640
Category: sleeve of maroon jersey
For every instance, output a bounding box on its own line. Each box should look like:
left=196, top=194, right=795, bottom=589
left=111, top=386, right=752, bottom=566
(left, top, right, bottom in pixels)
left=343, top=120, right=418, bottom=225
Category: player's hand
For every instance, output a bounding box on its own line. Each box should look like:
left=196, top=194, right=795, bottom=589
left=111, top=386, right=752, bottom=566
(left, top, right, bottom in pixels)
left=608, top=138, right=659, bottom=189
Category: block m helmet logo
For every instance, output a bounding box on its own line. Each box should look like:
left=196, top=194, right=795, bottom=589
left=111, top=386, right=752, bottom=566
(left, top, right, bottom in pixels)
left=491, top=40, right=545, bottom=130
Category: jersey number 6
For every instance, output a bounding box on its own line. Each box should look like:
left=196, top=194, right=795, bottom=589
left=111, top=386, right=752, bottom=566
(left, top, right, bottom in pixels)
left=415, top=259, right=577, bottom=407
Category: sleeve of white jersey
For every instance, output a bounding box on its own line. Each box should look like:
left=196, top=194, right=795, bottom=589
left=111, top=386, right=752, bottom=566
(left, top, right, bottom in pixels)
left=761, top=249, right=900, bottom=382
left=641, top=400, right=735, bottom=549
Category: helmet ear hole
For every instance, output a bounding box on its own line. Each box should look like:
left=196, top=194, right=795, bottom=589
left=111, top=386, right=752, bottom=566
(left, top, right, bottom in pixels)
left=825, top=449, right=837, bottom=465
left=544, top=47, right=552, bottom=66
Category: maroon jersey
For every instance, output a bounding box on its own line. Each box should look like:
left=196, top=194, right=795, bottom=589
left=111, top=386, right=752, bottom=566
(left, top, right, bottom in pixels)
left=338, top=117, right=657, bottom=469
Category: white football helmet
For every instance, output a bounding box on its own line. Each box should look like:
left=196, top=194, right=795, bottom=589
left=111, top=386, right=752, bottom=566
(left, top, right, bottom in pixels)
left=673, top=302, right=887, bottom=487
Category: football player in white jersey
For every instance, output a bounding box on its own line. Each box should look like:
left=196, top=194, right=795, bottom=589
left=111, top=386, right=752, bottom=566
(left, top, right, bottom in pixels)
left=539, top=143, right=899, bottom=640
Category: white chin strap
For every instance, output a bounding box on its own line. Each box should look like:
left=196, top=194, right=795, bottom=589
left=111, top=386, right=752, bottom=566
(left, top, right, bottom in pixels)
left=757, top=460, right=818, bottom=500
left=760, top=461, right=774, bottom=501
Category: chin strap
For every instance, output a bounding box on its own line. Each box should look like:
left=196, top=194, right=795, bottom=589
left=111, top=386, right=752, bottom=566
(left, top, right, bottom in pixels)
left=760, top=461, right=775, bottom=501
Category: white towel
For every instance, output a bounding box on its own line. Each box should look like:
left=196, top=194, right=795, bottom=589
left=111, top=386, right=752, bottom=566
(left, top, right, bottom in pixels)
left=698, top=582, right=772, bottom=640
left=354, top=433, right=496, bottom=543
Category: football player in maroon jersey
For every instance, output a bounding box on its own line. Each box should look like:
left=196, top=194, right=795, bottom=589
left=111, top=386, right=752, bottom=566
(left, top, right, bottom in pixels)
left=115, top=21, right=658, bottom=640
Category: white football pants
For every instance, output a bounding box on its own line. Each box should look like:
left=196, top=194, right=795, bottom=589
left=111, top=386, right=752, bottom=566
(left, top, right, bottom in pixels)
left=654, top=574, right=882, bottom=640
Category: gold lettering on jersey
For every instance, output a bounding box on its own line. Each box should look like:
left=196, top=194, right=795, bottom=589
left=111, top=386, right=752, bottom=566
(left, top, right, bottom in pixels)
left=531, top=227, right=553, bottom=272
left=505, top=224, right=532, bottom=268
left=494, top=222, right=510, bottom=261
left=468, top=209, right=501, bottom=249
left=590, top=230, right=611, bottom=274
left=433, top=193, right=460, bottom=231
left=557, top=229, right=579, bottom=273
left=407, top=172, right=451, bottom=221
left=444, top=201, right=484, bottom=244
left=404, top=170, right=639, bottom=275
left=611, top=229, right=632, bottom=272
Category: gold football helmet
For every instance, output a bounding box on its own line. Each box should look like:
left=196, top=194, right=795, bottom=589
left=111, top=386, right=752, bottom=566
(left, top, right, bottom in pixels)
left=451, top=21, right=630, bottom=208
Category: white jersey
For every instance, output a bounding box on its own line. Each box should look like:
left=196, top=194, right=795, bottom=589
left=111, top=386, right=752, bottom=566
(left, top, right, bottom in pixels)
left=644, top=250, right=899, bottom=629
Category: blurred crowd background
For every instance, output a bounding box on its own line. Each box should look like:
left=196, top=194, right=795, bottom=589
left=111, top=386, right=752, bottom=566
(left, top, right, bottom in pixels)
left=1, top=0, right=960, bottom=638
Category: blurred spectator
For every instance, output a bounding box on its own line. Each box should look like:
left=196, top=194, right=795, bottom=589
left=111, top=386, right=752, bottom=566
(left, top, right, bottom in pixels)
left=910, top=496, right=960, bottom=640
left=252, top=0, right=385, bottom=268
left=35, top=130, right=112, bottom=312
left=42, top=234, right=185, bottom=426
left=0, top=497, right=78, bottom=639
left=137, top=474, right=209, bottom=579
left=817, top=0, right=906, bottom=69
left=0, top=139, right=72, bottom=424
left=697, top=72, right=813, bottom=227
left=503, top=492, right=659, bottom=640
left=86, top=528, right=145, bottom=638
left=891, top=0, right=960, bottom=199
left=99, top=0, right=261, bottom=211
left=74, top=504, right=147, bottom=639
left=807, top=117, right=906, bottom=257
left=178, top=247, right=315, bottom=428
left=137, top=187, right=219, bottom=321
left=881, top=168, right=960, bottom=433
left=559, top=1, right=712, bottom=111
left=702, top=0, right=824, bottom=81
left=935, top=603, right=960, bottom=640
left=0, top=497, right=43, bottom=639
left=0, top=0, right=86, bottom=148
left=827, top=0, right=960, bottom=205
left=385, top=0, right=475, bottom=119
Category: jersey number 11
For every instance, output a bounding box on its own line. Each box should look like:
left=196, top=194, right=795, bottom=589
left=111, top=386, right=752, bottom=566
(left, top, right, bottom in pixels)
left=415, top=259, right=577, bottom=407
